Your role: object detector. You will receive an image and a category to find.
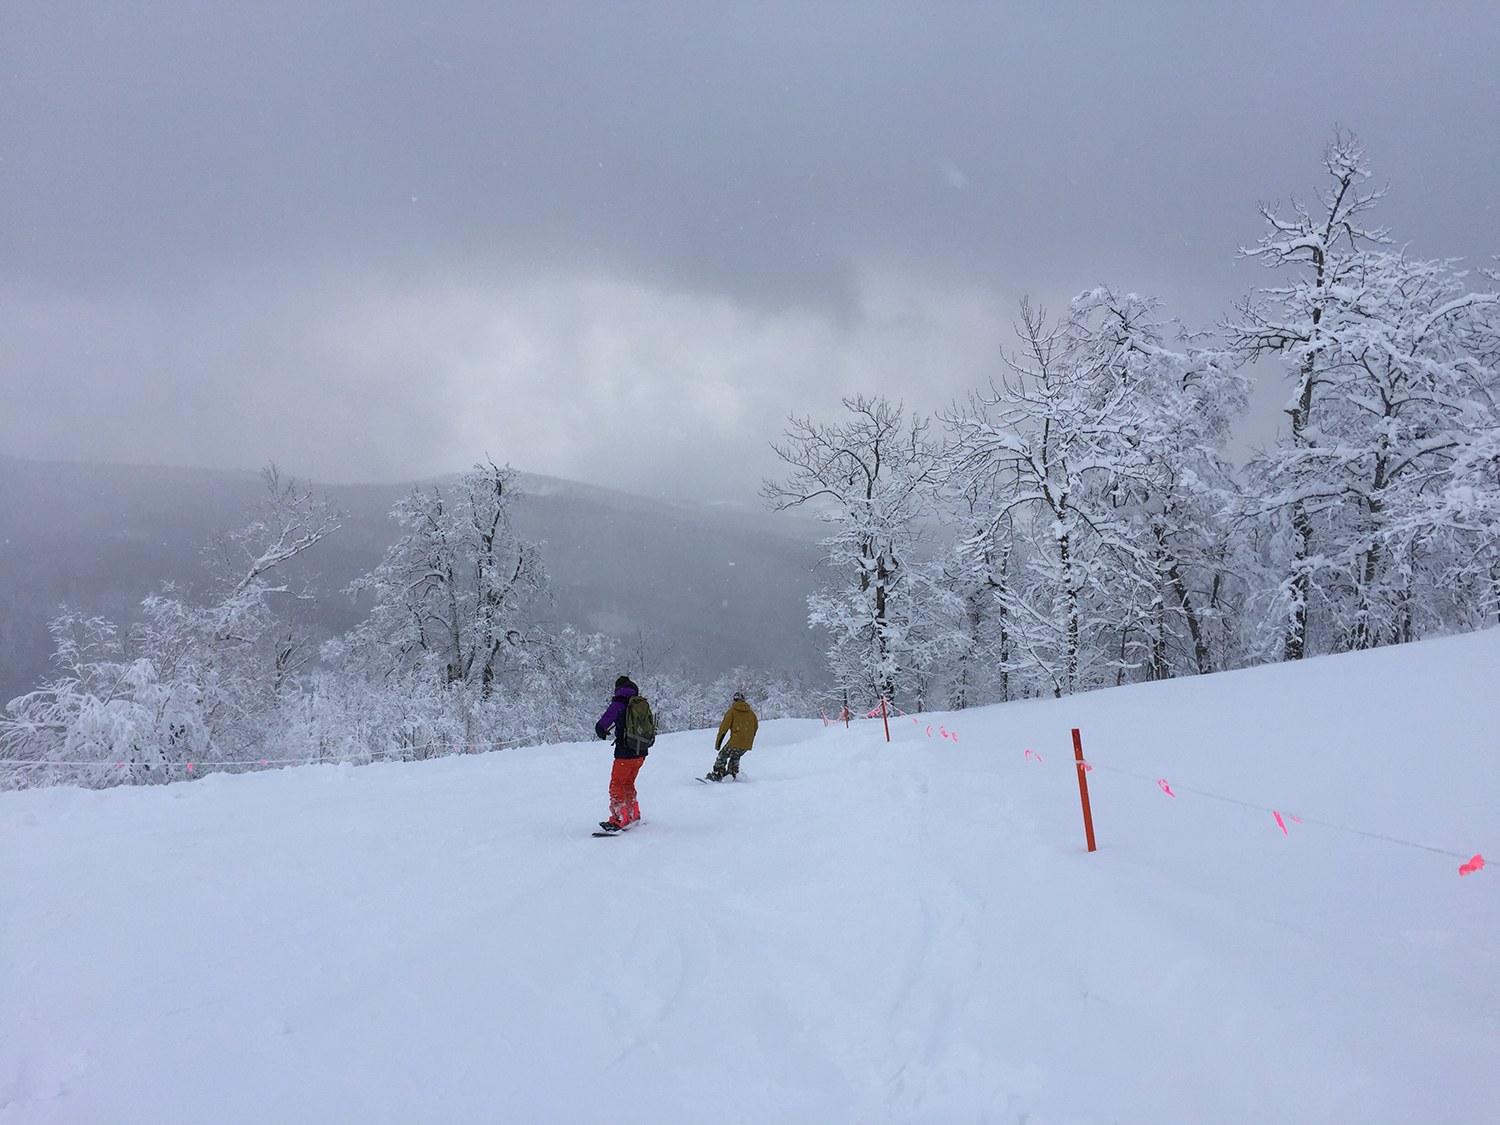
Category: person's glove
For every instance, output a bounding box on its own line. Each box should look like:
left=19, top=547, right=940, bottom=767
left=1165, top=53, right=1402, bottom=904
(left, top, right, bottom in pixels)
left=595, top=722, right=609, bottom=740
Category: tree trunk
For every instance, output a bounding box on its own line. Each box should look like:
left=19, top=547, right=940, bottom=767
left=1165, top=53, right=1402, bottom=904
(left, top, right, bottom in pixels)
left=1165, top=558, right=1210, bottom=674
left=1284, top=505, right=1312, bottom=661
left=1059, top=526, right=1078, bottom=696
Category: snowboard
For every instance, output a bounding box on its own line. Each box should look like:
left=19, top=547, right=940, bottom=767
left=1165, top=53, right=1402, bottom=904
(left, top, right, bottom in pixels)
left=696, top=774, right=740, bottom=783
left=592, top=821, right=641, bottom=837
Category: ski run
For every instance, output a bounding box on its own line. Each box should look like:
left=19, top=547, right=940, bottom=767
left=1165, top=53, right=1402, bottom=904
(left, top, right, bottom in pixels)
left=3, top=628, right=1497, bottom=1124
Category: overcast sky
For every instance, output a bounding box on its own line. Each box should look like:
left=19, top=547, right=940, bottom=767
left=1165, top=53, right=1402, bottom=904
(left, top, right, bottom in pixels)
left=4, top=1, right=1498, bottom=503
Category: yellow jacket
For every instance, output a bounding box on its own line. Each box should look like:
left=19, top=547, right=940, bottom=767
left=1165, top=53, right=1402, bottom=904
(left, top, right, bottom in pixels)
left=715, top=700, right=758, bottom=751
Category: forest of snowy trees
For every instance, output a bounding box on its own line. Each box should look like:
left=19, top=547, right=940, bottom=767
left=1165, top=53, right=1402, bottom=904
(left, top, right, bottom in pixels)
left=770, top=134, right=1500, bottom=712
left=0, top=459, right=819, bottom=788
left=4, top=132, right=1497, bottom=787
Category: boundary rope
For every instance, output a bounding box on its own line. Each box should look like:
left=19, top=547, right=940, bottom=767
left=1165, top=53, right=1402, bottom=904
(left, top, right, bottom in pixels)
left=848, top=706, right=1482, bottom=870
left=1082, top=760, right=1474, bottom=861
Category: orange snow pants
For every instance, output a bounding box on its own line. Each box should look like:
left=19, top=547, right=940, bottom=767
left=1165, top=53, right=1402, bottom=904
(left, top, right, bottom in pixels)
left=608, top=757, right=644, bottom=825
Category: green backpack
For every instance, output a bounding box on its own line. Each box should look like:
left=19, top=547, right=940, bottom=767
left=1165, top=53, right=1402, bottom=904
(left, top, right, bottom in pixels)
left=622, top=695, right=656, bottom=754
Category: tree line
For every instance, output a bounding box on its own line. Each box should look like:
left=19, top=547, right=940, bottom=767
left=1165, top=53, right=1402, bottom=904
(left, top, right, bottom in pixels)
left=765, top=133, right=1499, bottom=711
left=0, top=462, right=818, bottom=788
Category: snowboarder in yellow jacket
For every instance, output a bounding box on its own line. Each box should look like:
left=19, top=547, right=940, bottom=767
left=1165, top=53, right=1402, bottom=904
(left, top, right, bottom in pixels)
left=705, top=692, right=758, bottom=781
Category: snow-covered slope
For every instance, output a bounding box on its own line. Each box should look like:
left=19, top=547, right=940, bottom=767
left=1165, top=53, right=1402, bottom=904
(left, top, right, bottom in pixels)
left=3, top=630, right=1497, bottom=1124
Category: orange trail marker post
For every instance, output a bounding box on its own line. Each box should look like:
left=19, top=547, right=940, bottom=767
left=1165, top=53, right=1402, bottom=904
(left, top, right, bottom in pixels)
left=880, top=697, right=891, bottom=742
left=1072, top=728, right=1097, bottom=853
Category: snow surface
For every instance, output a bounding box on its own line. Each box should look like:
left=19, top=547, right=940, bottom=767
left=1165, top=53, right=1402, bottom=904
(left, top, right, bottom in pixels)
left=3, top=630, right=1497, bottom=1124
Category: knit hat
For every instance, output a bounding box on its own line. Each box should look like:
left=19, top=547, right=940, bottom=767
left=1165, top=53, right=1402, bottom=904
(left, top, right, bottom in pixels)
left=616, top=675, right=635, bottom=689
left=733, top=691, right=746, bottom=702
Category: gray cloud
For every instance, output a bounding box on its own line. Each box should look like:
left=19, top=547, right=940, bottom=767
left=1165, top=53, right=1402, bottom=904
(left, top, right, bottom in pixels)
left=3, top=1, right=1498, bottom=498
left=2, top=266, right=1007, bottom=497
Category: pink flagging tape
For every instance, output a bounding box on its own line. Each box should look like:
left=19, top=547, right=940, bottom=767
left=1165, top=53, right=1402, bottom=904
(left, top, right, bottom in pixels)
left=925, top=725, right=933, bottom=737
left=1087, top=759, right=1477, bottom=870
left=1157, top=778, right=1176, bottom=797
left=939, top=725, right=949, bottom=739
left=1274, top=810, right=1288, bottom=834
left=1025, top=749, right=1042, bottom=763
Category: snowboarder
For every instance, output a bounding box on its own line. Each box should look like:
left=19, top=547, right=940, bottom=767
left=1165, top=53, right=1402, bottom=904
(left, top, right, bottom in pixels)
left=704, top=691, right=757, bottom=781
left=594, top=674, right=654, bottom=832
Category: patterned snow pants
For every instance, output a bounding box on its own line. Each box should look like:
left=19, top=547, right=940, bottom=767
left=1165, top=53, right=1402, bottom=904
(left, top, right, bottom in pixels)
left=608, top=757, right=644, bottom=826
left=710, top=746, right=750, bottom=779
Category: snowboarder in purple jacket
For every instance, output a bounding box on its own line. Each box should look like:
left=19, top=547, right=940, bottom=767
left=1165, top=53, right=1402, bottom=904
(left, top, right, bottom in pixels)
left=595, top=675, right=647, bottom=831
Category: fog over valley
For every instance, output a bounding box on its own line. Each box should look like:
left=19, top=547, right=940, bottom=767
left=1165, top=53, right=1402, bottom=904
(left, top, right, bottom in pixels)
left=0, top=455, right=828, bottom=706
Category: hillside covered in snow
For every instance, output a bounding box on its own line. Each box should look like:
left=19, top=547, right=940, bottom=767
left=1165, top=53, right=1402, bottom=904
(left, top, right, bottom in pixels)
left=0, top=455, right=830, bottom=707
left=3, top=628, right=1496, bottom=1123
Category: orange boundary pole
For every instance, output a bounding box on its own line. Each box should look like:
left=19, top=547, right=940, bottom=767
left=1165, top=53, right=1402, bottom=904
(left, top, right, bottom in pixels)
left=880, top=697, right=891, bottom=742
left=1072, top=728, right=1097, bottom=852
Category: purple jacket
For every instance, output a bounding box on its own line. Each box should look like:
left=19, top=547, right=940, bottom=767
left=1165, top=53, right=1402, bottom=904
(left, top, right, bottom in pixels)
left=596, top=684, right=646, bottom=759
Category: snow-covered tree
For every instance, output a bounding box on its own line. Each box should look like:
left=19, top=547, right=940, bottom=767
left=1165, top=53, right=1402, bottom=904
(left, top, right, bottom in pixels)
left=944, top=290, right=1247, bottom=697
left=943, top=300, right=1122, bottom=697
left=1, top=467, right=340, bottom=786
left=1421, top=418, right=1500, bottom=624
left=925, top=469, right=1016, bottom=708
left=1065, top=288, right=1249, bottom=678
left=763, top=395, right=942, bottom=708
left=1227, top=130, right=1389, bottom=658
left=325, top=460, right=551, bottom=754
left=1230, top=133, right=1500, bottom=655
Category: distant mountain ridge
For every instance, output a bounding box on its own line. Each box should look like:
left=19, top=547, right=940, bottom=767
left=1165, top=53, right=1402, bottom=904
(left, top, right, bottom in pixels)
left=0, top=456, right=830, bottom=704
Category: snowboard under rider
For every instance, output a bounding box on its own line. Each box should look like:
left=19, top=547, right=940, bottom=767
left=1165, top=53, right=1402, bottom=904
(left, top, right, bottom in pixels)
left=705, top=692, right=757, bottom=781
left=595, top=674, right=648, bottom=831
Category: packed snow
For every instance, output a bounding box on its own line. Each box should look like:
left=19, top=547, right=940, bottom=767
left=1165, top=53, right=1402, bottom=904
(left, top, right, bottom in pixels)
left=3, top=629, right=1497, bottom=1123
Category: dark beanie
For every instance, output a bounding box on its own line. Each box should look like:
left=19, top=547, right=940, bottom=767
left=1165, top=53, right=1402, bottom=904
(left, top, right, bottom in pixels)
left=616, top=675, right=634, bottom=689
